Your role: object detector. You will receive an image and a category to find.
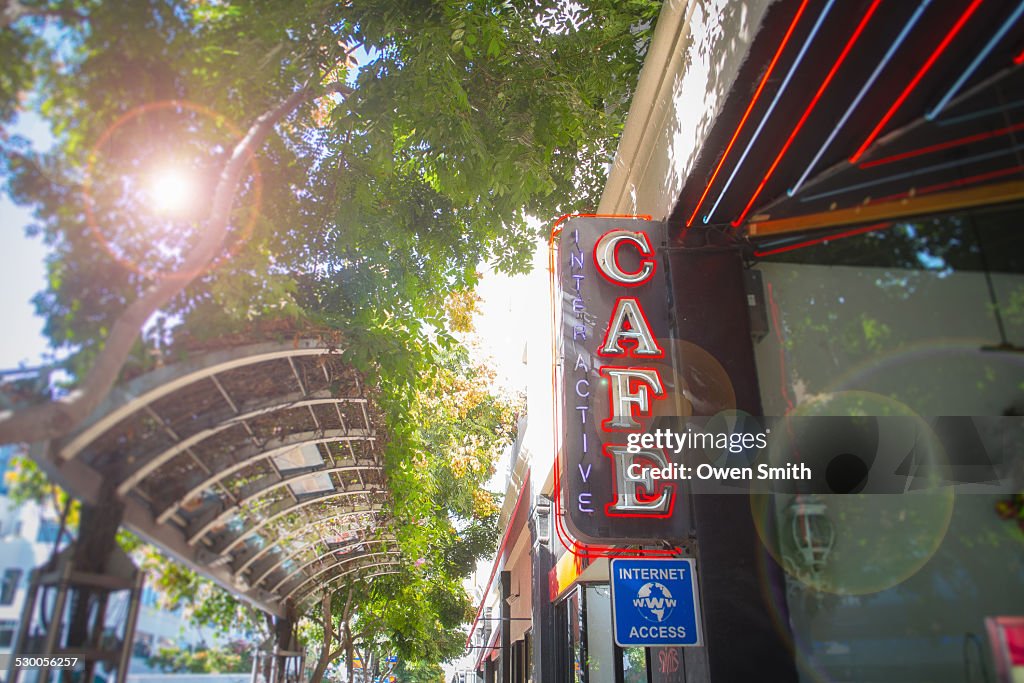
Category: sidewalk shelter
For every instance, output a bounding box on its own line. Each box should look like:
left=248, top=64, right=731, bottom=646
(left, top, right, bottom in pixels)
left=14, top=339, right=399, bottom=681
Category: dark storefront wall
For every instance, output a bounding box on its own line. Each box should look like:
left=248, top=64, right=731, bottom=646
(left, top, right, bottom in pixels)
left=504, top=535, right=535, bottom=683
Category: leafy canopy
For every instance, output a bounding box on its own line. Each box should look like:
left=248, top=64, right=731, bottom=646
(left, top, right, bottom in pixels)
left=0, top=0, right=661, bottom=664
left=2, top=0, right=660, bottom=380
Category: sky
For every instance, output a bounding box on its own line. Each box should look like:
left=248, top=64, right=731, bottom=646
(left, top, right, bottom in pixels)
left=0, top=112, right=53, bottom=370
left=468, top=240, right=549, bottom=395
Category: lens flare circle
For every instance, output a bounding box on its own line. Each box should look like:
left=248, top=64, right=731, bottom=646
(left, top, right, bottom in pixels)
left=751, top=391, right=955, bottom=598
left=82, top=99, right=262, bottom=280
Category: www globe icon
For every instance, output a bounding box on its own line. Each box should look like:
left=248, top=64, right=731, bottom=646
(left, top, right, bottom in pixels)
left=633, top=581, right=677, bottom=623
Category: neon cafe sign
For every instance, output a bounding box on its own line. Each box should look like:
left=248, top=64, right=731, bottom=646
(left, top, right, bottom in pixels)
left=553, top=216, right=688, bottom=558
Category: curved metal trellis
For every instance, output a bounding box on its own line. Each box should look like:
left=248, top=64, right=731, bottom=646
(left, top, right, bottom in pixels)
left=32, top=340, right=393, bottom=617
left=215, top=489, right=386, bottom=556
left=174, top=429, right=377, bottom=530
left=185, top=464, right=384, bottom=544
left=285, top=560, right=404, bottom=604
left=231, top=510, right=384, bottom=578
left=115, top=394, right=368, bottom=497
left=269, top=550, right=401, bottom=595
left=296, top=570, right=402, bottom=609
left=250, top=536, right=398, bottom=589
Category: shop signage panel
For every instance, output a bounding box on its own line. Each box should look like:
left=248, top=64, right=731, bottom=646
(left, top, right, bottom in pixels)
left=557, top=216, right=689, bottom=546
left=609, top=558, right=702, bottom=647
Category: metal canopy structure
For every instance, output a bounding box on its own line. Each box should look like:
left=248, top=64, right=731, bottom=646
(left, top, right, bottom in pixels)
left=31, top=339, right=401, bottom=617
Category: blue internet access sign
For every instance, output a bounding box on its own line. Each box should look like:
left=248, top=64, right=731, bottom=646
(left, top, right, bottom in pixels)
left=610, top=558, right=702, bottom=647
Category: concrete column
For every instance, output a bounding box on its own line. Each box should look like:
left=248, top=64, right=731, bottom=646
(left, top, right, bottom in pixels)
left=529, top=497, right=556, bottom=683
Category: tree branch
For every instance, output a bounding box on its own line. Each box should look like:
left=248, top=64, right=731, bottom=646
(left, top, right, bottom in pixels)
left=322, top=591, right=335, bottom=647
left=342, top=588, right=353, bottom=621
left=0, top=82, right=353, bottom=446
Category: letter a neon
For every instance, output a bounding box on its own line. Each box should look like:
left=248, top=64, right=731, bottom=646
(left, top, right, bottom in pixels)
left=599, top=297, right=663, bottom=358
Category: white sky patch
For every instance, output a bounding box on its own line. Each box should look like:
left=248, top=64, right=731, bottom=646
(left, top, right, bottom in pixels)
left=468, top=235, right=550, bottom=395
left=146, top=165, right=198, bottom=216
left=1, top=112, right=54, bottom=370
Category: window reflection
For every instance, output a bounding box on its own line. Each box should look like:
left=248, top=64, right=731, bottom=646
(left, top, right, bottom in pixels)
left=753, top=202, right=1024, bottom=683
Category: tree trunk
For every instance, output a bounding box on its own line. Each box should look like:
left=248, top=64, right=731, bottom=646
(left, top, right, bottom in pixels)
left=310, top=653, right=331, bottom=683
left=309, top=589, right=353, bottom=683
left=309, top=593, right=335, bottom=683
left=344, top=623, right=354, bottom=683
left=0, top=81, right=351, bottom=446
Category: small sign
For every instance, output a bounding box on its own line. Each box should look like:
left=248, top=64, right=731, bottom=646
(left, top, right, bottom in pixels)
left=610, top=558, right=702, bottom=647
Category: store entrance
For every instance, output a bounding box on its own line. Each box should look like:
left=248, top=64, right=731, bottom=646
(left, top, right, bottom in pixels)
left=554, top=585, right=654, bottom=683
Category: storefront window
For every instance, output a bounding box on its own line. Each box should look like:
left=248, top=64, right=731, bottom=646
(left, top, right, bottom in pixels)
left=755, top=203, right=1024, bottom=416
left=524, top=631, right=534, bottom=683
left=0, top=619, right=16, bottom=648
left=622, top=648, right=648, bottom=683
left=585, top=586, right=615, bottom=683
left=0, top=569, right=21, bottom=606
left=565, top=588, right=584, bottom=683
left=753, top=202, right=1024, bottom=682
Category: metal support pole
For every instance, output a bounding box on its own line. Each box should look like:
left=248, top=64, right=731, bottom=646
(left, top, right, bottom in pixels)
left=80, top=588, right=109, bottom=683
left=39, top=562, right=74, bottom=683
left=6, top=569, right=40, bottom=683
left=251, top=648, right=261, bottom=683
left=500, top=571, right=511, bottom=683
left=116, top=571, right=145, bottom=683
left=529, top=498, right=555, bottom=683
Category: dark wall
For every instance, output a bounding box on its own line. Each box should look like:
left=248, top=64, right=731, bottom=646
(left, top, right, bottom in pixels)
left=667, top=246, right=797, bottom=683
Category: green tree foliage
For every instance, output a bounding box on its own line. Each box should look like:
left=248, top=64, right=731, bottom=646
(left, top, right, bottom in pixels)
left=300, top=350, right=516, bottom=682
left=147, top=641, right=254, bottom=674
left=4, top=454, right=79, bottom=532
left=394, top=659, right=445, bottom=683
left=1, top=0, right=660, bottom=385
left=135, top=546, right=269, bottom=638
left=0, top=0, right=661, bottom=666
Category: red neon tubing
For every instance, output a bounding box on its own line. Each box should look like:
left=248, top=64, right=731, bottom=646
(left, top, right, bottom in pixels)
left=869, top=163, right=1024, bottom=204
left=860, top=122, right=1024, bottom=169
left=1015, top=46, right=1024, bottom=65
left=754, top=221, right=893, bottom=257
left=684, top=0, right=811, bottom=228
left=733, top=0, right=883, bottom=227
left=850, top=0, right=984, bottom=164
left=754, top=164, right=1024, bottom=255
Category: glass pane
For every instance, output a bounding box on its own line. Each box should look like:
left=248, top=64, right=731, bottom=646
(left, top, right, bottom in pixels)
left=585, top=585, right=615, bottom=683
left=622, top=647, right=648, bottom=683
left=766, top=492, right=1024, bottom=683
left=568, top=589, right=583, bottom=683
left=753, top=202, right=1024, bottom=682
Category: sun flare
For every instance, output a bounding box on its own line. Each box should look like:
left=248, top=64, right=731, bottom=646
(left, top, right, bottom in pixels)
left=147, top=167, right=195, bottom=215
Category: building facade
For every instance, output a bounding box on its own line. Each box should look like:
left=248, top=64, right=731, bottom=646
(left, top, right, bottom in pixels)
left=468, top=1, right=1024, bottom=681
